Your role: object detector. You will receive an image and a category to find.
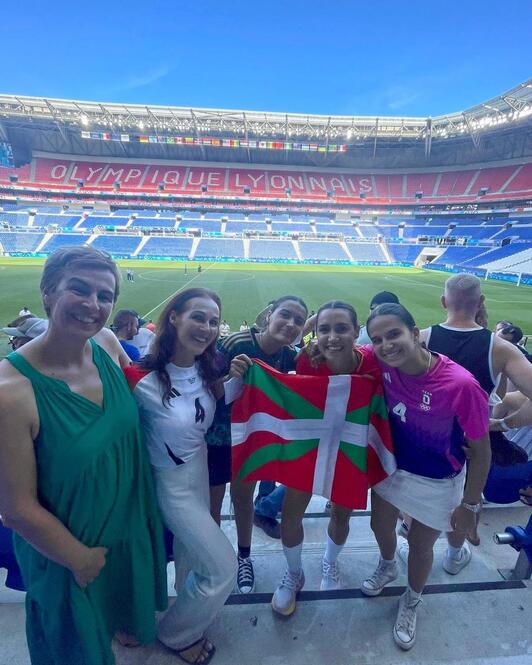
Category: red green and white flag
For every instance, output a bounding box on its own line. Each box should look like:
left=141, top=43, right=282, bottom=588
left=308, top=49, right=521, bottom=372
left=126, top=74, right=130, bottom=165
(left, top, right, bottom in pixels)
left=231, top=360, right=396, bottom=509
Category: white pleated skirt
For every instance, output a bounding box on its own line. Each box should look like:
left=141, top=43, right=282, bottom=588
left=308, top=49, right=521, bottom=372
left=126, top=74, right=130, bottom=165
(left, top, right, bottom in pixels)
left=373, top=466, right=466, bottom=532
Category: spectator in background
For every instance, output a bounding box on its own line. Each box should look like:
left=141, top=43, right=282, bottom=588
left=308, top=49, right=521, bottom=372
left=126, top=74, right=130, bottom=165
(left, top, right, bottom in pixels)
left=357, top=291, right=400, bottom=345
left=219, top=320, right=231, bottom=337
left=494, top=320, right=513, bottom=334
left=497, top=325, right=531, bottom=360
left=239, top=320, right=250, bottom=332
left=18, top=306, right=32, bottom=317
left=2, top=317, right=48, bottom=351
left=111, top=309, right=142, bottom=362
left=130, top=313, right=156, bottom=357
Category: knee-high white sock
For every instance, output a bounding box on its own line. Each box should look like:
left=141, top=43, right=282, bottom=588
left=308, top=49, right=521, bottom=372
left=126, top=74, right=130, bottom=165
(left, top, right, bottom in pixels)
left=283, top=542, right=303, bottom=574
left=324, top=534, right=345, bottom=564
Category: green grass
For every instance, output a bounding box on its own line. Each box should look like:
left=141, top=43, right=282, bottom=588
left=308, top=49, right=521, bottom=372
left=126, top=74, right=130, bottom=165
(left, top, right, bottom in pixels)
left=1, top=257, right=531, bottom=357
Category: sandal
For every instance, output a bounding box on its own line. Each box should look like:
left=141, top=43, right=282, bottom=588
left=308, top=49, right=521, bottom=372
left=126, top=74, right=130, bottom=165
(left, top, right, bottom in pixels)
left=176, top=637, right=216, bottom=665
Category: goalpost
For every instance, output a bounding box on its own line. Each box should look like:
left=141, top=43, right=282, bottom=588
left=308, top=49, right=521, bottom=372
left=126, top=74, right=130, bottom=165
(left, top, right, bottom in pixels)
left=485, top=270, right=523, bottom=286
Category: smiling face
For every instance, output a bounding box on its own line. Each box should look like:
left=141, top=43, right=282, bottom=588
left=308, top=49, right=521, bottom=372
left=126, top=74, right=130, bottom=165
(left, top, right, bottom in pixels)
left=265, top=300, right=307, bottom=348
left=316, top=308, right=359, bottom=366
left=169, top=296, right=220, bottom=364
left=43, top=267, right=116, bottom=339
left=367, top=314, right=420, bottom=368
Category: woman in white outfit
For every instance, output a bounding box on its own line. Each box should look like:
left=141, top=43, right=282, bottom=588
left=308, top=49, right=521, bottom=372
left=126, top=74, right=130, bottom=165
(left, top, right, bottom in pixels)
left=125, top=287, right=237, bottom=665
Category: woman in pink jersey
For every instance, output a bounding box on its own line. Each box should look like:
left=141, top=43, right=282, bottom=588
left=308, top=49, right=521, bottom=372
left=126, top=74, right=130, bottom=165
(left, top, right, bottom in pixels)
left=360, top=303, right=491, bottom=651
left=124, top=287, right=237, bottom=665
left=272, top=300, right=383, bottom=616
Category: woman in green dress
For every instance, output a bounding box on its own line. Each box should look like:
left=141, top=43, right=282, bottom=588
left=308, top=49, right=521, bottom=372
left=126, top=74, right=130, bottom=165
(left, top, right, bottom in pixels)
left=0, top=246, right=167, bottom=665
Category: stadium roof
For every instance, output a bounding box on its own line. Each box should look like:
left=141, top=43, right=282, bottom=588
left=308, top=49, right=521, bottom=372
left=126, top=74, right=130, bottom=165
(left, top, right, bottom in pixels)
left=1, top=79, right=531, bottom=169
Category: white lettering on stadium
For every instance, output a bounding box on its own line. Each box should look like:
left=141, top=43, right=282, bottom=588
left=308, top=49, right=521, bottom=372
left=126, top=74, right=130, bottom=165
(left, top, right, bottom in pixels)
left=51, top=165, right=68, bottom=180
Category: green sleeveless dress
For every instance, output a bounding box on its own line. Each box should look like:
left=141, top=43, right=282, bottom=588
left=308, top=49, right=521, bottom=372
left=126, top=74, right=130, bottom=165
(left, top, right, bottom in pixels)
left=7, top=340, right=168, bottom=665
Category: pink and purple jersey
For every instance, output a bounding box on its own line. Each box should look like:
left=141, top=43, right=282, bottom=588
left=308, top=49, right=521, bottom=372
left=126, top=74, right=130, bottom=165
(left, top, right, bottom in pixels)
left=368, top=349, right=489, bottom=479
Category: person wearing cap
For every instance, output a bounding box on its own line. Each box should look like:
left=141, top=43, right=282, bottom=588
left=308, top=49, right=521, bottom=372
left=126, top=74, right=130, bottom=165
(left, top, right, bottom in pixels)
left=357, top=291, right=400, bottom=345
left=2, top=317, right=48, bottom=351
left=18, top=307, right=33, bottom=317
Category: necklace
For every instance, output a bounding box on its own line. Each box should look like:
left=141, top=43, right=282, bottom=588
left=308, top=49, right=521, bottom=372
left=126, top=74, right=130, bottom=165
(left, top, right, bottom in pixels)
left=425, top=350, right=433, bottom=374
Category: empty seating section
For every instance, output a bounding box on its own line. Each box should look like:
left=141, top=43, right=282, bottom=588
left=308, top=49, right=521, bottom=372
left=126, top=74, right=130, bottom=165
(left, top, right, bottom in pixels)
left=466, top=244, right=526, bottom=267
left=0, top=212, right=28, bottom=226
left=44, top=234, right=90, bottom=253
left=504, top=164, right=532, bottom=192
left=472, top=166, right=517, bottom=194
left=249, top=240, right=297, bottom=260
left=195, top=238, right=244, bottom=259
left=367, top=226, right=398, bottom=238
left=225, top=221, right=268, bottom=232
left=77, top=215, right=129, bottom=230
left=402, top=226, right=448, bottom=238
left=497, top=226, right=532, bottom=241
left=447, top=226, right=497, bottom=240
left=179, top=219, right=221, bottom=233
left=345, top=242, right=385, bottom=262
left=131, top=217, right=175, bottom=228
left=481, top=247, right=532, bottom=272
left=140, top=236, right=193, bottom=258
left=315, top=223, right=353, bottom=236
left=387, top=244, right=423, bottom=263
left=32, top=214, right=82, bottom=227
left=405, top=173, right=438, bottom=198
left=298, top=242, right=347, bottom=261
left=270, top=222, right=311, bottom=233
left=0, top=232, right=44, bottom=253
left=435, top=170, right=476, bottom=197
left=91, top=235, right=142, bottom=256
left=435, top=246, right=488, bottom=265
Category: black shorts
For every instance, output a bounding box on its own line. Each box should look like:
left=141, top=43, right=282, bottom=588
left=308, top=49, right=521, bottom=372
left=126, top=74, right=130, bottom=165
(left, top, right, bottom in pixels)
left=207, top=445, right=232, bottom=487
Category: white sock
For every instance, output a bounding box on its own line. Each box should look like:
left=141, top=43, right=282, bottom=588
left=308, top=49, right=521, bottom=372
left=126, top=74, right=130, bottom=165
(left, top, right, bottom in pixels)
left=381, top=556, right=396, bottom=568
left=324, top=534, right=345, bottom=564
left=283, top=542, right=303, bottom=574
left=406, top=585, right=422, bottom=603
left=447, top=544, right=463, bottom=559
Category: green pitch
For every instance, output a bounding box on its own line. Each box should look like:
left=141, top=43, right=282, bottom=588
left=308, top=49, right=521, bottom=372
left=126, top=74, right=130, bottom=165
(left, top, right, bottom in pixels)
left=1, top=258, right=531, bottom=357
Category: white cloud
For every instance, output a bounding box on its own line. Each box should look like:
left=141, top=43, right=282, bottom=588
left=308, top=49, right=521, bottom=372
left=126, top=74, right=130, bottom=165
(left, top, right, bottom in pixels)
left=120, top=65, right=173, bottom=91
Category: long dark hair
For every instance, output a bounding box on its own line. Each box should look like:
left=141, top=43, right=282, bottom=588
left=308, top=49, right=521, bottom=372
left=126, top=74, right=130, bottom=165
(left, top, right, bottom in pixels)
left=141, top=287, right=223, bottom=406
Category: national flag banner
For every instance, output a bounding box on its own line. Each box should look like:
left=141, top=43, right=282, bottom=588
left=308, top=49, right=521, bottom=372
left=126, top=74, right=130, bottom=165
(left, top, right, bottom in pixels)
left=139, top=136, right=149, bottom=143
left=185, top=137, right=194, bottom=144
left=240, top=140, right=249, bottom=147
left=90, top=132, right=101, bottom=140
left=284, top=142, right=292, bottom=150
left=248, top=140, right=258, bottom=148
left=211, top=138, right=221, bottom=146
left=328, top=144, right=337, bottom=152
left=318, top=146, right=327, bottom=153
left=231, top=360, right=396, bottom=509
left=166, top=137, right=175, bottom=144
left=301, top=144, right=310, bottom=151
left=258, top=141, right=267, bottom=149
left=339, top=144, right=347, bottom=152
left=149, top=136, right=158, bottom=143
left=121, top=134, right=130, bottom=142
left=222, top=139, right=232, bottom=147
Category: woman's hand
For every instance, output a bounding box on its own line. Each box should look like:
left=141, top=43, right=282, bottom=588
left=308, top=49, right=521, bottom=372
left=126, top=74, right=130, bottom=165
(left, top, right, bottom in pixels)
left=450, top=505, right=479, bottom=544
left=228, top=354, right=253, bottom=379
left=519, top=486, right=532, bottom=506
left=304, top=339, right=323, bottom=368
left=72, top=546, right=108, bottom=588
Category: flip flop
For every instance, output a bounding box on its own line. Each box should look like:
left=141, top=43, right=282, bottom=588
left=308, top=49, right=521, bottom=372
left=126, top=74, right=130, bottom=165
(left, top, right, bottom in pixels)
left=177, top=637, right=216, bottom=665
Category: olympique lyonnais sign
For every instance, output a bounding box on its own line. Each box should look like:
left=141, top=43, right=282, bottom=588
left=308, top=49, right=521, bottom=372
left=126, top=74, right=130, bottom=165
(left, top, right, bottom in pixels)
left=80, top=130, right=347, bottom=154
left=36, top=158, right=374, bottom=196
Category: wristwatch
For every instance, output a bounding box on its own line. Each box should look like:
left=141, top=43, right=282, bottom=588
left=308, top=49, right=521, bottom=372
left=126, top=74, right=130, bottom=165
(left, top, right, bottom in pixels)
left=461, top=500, right=482, bottom=513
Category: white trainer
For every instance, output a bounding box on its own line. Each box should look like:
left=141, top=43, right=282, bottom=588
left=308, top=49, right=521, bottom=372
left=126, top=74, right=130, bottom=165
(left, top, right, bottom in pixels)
left=361, top=559, right=398, bottom=596
left=320, top=559, right=340, bottom=591
left=393, top=589, right=422, bottom=650
left=443, top=542, right=472, bottom=575
left=271, top=568, right=305, bottom=616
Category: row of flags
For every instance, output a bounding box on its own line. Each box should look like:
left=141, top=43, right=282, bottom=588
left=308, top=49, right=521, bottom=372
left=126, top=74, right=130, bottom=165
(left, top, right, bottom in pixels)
left=80, top=131, right=347, bottom=153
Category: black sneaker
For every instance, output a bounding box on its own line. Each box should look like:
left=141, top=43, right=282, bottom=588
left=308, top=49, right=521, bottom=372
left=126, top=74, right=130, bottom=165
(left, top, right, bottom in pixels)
left=253, top=512, right=281, bottom=539
left=237, top=555, right=255, bottom=593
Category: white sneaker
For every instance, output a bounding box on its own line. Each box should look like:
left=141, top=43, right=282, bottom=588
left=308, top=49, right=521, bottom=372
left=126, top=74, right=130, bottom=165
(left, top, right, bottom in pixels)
left=397, top=541, right=409, bottom=565
left=320, top=559, right=340, bottom=591
left=393, top=589, right=422, bottom=650
left=361, top=559, right=398, bottom=596
left=443, top=543, right=472, bottom=575
left=271, top=568, right=305, bottom=616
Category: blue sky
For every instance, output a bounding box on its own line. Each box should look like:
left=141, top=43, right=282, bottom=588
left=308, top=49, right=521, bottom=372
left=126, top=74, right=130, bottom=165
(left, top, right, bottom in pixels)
left=1, top=0, right=530, bottom=117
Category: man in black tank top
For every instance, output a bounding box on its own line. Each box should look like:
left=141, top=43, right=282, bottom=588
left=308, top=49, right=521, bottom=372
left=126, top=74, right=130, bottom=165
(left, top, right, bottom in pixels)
left=419, top=273, right=532, bottom=575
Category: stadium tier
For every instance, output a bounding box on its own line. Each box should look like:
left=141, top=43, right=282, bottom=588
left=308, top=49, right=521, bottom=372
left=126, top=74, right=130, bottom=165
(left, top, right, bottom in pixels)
left=195, top=238, right=245, bottom=259
left=0, top=231, right=44, bottom=253
left=2, top=156, right=532, bottom=204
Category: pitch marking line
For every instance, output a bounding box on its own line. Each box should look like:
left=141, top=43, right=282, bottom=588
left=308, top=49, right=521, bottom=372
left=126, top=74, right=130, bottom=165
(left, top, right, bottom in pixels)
left=141, top=262, right=215, bottom=319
